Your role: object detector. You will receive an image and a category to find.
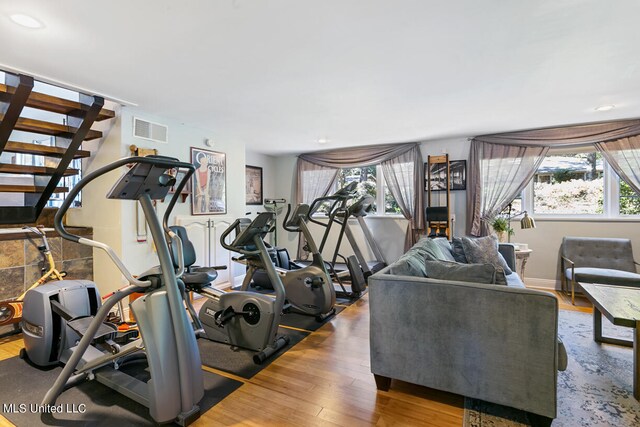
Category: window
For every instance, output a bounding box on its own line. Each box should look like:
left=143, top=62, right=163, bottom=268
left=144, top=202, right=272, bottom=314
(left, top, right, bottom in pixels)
left=335, top=165, right=401, bottom=216
left=620, top=180, right=640, bottom=215
left=533, top=152, right=603, bottom=215
left=510, top=148, right=639, bottom=218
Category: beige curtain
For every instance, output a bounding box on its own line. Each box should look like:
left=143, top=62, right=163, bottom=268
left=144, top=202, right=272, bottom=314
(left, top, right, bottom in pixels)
left=467, top=140, right=548, bottom=236
left=381, top=145, right=424, bottom=250
left=595, top=136, right=640, bottom=195
left=294, top=159, right=339, bottom=259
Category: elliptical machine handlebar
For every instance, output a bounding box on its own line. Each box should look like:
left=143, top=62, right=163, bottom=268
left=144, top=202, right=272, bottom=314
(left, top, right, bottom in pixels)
left=53, top=155, right=195, bottom=288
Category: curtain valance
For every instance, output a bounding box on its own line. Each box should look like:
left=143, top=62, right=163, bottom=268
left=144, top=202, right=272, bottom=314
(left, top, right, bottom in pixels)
left=473, top=118, right=640, bottom=147
left=299, top=142, right=418, bottom=168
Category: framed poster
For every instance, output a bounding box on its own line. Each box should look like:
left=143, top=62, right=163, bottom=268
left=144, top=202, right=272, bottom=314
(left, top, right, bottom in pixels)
left=245, top=165, right=263, bottom=205
left=191, top=147, right=226, bottom=215
left=425, top=160, right=466, bottom=191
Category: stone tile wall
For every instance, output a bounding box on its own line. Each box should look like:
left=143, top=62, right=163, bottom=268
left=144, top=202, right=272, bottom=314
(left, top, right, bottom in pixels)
left=0, top=235, right=93, bottom=301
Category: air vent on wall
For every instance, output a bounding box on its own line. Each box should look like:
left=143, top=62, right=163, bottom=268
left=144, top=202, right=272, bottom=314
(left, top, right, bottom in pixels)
left=133, top=117, right=168, bottom=143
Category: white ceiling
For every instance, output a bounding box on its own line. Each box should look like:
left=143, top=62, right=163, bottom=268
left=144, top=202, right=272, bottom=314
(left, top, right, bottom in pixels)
left=1, top=1, right=640, bottom=155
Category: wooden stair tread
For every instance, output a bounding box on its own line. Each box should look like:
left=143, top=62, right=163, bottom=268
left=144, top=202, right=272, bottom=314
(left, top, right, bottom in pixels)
left=3, top=141, right=90, bottom=158
left=6, top=116, right=103, bottom=141
left=0, top=83, right=115, bottom=121
left=0, top=164, right=78, bottom=176
left=0, top=184, right=68, bottom=193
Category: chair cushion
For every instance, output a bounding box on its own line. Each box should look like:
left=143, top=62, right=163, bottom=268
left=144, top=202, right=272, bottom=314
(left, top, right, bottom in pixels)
left=461, top=235, right=513, bottom=275
left=565, top=267, right=640, bottom=287
left=425, top=260, right=497, bottom=284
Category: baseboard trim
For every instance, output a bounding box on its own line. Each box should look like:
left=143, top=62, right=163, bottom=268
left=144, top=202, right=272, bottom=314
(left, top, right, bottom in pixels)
left=525, top=277, right=558, bottom=290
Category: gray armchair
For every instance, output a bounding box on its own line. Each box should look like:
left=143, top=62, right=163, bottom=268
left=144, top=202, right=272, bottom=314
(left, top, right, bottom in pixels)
left=560, top=237, right=640, bottom=304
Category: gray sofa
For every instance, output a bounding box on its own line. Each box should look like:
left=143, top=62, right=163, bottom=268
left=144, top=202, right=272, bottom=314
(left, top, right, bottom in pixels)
left=561, top=236, right=640, bottom=304
left=369, top=237, right=567, bottom=421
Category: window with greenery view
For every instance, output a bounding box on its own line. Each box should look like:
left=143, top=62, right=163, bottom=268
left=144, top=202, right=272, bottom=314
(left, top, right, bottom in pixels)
left=533, top=152, right=603, bottom=215
left=511, top=149, right=639, bottom=218
left=620, top=180, right=640, bottom=215
left=335, top=166, right=401, bottom=216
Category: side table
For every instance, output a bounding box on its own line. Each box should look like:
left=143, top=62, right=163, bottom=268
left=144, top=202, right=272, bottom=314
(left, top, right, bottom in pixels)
left=515, top=248, right=533, bottom=280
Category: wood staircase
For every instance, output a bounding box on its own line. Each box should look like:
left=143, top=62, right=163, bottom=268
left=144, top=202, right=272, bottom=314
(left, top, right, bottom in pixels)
left=0, top=72, right=115, bottom=224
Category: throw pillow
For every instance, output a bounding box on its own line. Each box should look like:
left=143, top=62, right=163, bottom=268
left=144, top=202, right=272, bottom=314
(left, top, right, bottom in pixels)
left=433, top=238, right=456, bottom=262
left=413, top=237, right=448, bottom=261
left=461, top=235, right=513, bottom=275
left=450, top=237, right=468, bottom=263
left=424, top=259, right=496, bottom=284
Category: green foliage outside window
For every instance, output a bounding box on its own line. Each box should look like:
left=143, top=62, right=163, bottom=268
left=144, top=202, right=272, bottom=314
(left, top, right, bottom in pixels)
left=620, top=180, right=640, bottom=215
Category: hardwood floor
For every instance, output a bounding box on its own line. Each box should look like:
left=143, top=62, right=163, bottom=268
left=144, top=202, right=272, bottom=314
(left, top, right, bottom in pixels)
left=0, top=287, right=593, bottom=427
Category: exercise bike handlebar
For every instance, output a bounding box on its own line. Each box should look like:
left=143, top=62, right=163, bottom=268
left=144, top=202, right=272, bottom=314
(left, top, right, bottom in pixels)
left=220, top=219, right=258, bottom=256
left=22, top=225, right=50, bottom=251
left=54, top=156, right=195, bottom=288
left=220, top=214, right=274, bottom=256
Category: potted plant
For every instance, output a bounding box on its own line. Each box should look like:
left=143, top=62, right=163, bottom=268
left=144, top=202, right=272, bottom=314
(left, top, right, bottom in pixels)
left=491, top=216, right=514, bottom=242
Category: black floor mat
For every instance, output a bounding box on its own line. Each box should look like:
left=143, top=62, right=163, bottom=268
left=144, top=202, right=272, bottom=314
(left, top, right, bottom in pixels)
left=240, top=284, right=365, bottom=306
left=279, top=304, right=346, bottom=331
left=197, top=327, right=308, bottom=379
left=0, top=355, right=241, bottom=426
left=333, top=286, right=368, bottom=305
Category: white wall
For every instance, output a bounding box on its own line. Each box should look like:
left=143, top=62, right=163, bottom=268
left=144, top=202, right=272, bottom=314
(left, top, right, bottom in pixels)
left=68, top=106, right=253, bottom=294
left=66, top=103, right=123, bottom=290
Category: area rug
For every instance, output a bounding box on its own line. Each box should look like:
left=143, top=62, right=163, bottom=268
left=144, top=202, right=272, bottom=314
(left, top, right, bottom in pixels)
left=0, top=355, right=242, bottom=426
left=464, top=309, right=640, bottom=426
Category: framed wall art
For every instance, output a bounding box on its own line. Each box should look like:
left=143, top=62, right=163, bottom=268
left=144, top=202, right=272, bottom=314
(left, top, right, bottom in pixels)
left=425, top=159, right=467, bottom=191
left=245, top=165, right=263, bottom=205
left=191, top=147, right=226, bottom=215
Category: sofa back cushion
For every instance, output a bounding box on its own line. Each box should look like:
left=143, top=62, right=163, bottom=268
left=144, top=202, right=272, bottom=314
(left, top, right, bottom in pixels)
left=425, top=260, right=497, bottom=284
left=562, top=237, right=636, bottom=272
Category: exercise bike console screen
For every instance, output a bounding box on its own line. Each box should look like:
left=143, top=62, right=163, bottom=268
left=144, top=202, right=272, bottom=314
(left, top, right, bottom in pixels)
left=230, top=212, right=274, bottom=249
left=107, top=155, right=179, bottom=201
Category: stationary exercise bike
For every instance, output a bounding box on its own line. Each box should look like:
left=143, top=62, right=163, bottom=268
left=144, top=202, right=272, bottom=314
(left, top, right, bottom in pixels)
left=168, top=212, right=290, bottom=364
left=236, top=204, right=336, bottom=321
left=21, top=156, right=204, bottom=426
left=0, top=226, right=66, bottom=331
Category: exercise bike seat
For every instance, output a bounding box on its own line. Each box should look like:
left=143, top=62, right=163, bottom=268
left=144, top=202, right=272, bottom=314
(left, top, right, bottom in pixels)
left=181, top=268, right=218, bottom=286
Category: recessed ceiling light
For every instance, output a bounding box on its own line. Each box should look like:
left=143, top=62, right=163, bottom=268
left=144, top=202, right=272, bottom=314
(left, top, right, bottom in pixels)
left=595, top=104, right=615, bottom=112
left=9, top=13, right=43, bottom=29
left=317, top=138, right=329, bottom=145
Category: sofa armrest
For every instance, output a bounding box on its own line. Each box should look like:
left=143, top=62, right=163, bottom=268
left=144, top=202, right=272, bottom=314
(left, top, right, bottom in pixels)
left=369, top=272, right=560, bottom=419
left=499, top=243, right=517, bottom=271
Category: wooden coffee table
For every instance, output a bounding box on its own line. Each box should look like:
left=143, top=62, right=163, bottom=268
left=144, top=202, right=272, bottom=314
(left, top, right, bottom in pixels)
left=580, top=283, right=640, bottom=400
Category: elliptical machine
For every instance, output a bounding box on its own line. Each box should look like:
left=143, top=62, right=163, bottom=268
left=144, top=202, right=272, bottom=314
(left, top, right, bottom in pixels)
left=21, top=156, right=204, bottom=426
left=169, top=212, right=290, bottom=364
